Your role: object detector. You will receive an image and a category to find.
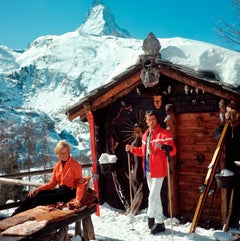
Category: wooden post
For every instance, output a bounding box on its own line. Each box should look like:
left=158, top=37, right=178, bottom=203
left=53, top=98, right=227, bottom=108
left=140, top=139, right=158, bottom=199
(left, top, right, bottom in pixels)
left=222, top=186, right=235, bottom=232
left=164, top=104, right=178, bottom=216
left=75, top=217, right=95, bottom=241
left=82, top=216, right=95, bottom=241
left=52, top=226, right=68, bottom=241
left=220, top=144, right=228, bottom=225
left=75, top=220, right=81, bottom=236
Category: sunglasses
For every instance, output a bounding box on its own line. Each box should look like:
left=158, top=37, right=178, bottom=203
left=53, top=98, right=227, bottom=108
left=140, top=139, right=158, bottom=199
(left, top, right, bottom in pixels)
left=145, top=110, right=157, bottom=115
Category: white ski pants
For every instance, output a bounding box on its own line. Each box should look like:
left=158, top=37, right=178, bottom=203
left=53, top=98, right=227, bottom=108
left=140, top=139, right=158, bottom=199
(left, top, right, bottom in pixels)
left=146, top=171, right=164, bottom=223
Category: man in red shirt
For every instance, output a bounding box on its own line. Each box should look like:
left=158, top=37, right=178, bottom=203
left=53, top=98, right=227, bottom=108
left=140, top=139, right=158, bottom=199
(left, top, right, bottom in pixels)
left=126, top=110, right=176, bottom=234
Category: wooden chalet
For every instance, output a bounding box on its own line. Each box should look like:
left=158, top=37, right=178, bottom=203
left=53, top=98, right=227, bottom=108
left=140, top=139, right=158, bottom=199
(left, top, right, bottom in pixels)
left=66, top=33, right=240, bottom=229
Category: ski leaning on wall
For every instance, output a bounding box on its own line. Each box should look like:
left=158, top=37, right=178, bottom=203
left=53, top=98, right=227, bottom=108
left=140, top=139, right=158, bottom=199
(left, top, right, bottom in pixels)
left=88, top=110, right=100, bottom=216
left=189, top=122, right=229, bottom=233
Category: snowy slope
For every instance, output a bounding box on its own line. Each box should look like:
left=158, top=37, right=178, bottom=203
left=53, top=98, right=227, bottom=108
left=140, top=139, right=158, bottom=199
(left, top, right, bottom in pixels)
left=0, top=45, right=20, bottom=73
left=14, top=34, right=240, bottom=119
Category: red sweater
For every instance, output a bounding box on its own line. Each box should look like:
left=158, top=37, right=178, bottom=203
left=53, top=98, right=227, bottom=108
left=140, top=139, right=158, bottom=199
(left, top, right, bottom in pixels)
left=131, top=124, right=176, bottom=178
left=38, top=157, right=84, bottom=201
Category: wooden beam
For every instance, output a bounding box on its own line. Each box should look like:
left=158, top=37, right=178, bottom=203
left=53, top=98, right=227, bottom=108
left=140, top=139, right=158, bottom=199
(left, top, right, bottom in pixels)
left=0, top=177, right=42, bottom=187
left=68, top=71, right=141, bottom=121
left=90, top=71, right=140, bottom=111
left=67, top=103, right=91, bottom=122
left=0, top=169, right=53, bottom=178
left=159, top=66, right=240, bottom=102
left=0, top=163, right=92, bottom=179
left=0, top=164, right=93, bottom=187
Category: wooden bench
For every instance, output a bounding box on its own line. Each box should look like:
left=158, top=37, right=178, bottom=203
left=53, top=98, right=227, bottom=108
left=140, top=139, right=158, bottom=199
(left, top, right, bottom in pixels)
left=0, top=205, right=96, bottom=241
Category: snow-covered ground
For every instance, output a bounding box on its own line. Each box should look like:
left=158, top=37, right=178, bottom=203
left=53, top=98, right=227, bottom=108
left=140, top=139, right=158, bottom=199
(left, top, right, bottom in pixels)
left=1, top=198, right=239, bottom=241
left=69, top=203, right=239, bottom=241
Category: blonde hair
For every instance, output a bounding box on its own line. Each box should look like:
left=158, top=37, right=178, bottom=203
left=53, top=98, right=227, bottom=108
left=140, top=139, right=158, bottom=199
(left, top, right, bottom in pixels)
left=55, top=140, right=71, bottom=155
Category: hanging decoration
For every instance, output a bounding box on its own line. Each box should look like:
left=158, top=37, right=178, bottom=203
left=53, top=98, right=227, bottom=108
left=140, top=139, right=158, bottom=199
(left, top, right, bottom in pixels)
left=140, top=32, right=161, bottom=88
left=140, top=59, right=160, bottom=88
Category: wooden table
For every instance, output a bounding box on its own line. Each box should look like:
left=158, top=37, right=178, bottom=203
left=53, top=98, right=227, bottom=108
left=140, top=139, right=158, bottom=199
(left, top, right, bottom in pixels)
left=0, top=205, right=96, bottom=241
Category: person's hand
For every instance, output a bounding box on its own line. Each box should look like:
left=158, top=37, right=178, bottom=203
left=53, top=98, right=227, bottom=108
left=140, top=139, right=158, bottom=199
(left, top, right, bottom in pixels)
left=28, top=188, right=40, bottom=198
left=156, top=143, right=162, bottom=148
left=161, top=144, right=173, bottom=152
left=75, top=200, right=81, bottom=209
left=67, top=200, right=81, bottom=210
left=125, top=144, right=132, bottom=152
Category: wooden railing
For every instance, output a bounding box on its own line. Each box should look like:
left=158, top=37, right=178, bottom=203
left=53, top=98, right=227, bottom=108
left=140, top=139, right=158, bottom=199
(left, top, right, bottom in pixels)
left=0, top=163, right=93, bottom=211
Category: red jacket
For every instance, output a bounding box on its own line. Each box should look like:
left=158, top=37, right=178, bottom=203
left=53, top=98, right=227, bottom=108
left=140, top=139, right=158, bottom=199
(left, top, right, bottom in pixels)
left=38, top=157, right=84, bottom=201
left=131, top=124, right=176, bottom=178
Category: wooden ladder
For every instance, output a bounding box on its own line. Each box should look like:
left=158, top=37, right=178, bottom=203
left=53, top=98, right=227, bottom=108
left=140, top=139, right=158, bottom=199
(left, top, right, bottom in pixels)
left=189, top=122, right=229, bottom=233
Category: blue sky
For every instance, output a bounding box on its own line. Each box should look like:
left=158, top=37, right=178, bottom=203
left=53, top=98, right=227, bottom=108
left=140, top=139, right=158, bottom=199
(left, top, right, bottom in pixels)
left=0, top=0, right=237, bottom=50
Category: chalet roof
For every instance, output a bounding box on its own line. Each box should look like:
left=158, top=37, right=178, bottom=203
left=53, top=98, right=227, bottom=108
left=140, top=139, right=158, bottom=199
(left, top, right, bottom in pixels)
left=66, top=58, right=240, bottom=122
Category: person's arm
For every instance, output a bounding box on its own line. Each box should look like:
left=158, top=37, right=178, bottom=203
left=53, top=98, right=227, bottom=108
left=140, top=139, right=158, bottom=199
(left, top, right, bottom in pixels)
left=161, top=132, right=176, bottom=157
left=28, top=165, right=58, bottom=197
left=37, top=165, right=58, bottom=190
left=28, top=188, right=40, bottom=198
left=68, top=176, right=88, bottom=209
left=72, top=162, right=85, bottom=207
left=126, top=144, right=143, bottom=156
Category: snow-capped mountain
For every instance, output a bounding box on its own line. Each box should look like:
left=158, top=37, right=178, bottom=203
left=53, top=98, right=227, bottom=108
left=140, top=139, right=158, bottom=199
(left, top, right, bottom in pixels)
left=0, top=45, right=20, bottom=73
left=0, top=0, right=239, bottom=167
left=76, top=0, right=131, bottom=38
left=0, top=0, right=140, bottom=166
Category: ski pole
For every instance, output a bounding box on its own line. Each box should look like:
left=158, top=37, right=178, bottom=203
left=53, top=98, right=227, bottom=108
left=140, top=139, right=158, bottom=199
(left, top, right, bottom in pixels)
left=127, top=151, right=135, bottom=231
left=166, top=150, right=174, bottom=241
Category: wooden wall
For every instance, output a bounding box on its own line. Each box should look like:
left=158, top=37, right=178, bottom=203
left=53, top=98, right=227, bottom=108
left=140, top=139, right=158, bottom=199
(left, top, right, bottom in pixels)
left=175, top=112, right=222, bottom=223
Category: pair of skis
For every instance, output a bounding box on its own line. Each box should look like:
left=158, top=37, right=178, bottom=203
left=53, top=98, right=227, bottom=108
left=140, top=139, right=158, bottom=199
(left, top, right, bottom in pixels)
left=189, top=123, right=229, bottom=233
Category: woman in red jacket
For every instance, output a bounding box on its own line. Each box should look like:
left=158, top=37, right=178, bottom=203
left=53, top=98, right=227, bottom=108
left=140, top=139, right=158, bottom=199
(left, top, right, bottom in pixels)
left=12, top=140, right=86, bottom=215
left=126, top=110, right=176, bottom=235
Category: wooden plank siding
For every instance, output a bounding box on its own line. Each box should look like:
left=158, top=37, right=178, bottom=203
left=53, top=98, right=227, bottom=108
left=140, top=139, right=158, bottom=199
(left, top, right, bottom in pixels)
left=175, top=112, right=222, bottom=222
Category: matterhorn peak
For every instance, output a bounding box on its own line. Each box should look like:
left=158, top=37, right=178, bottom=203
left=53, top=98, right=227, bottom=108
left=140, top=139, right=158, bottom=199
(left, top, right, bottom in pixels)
left=76, top=0, right=131, bottom=38
left=92, top=0, right=103, bottom=7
